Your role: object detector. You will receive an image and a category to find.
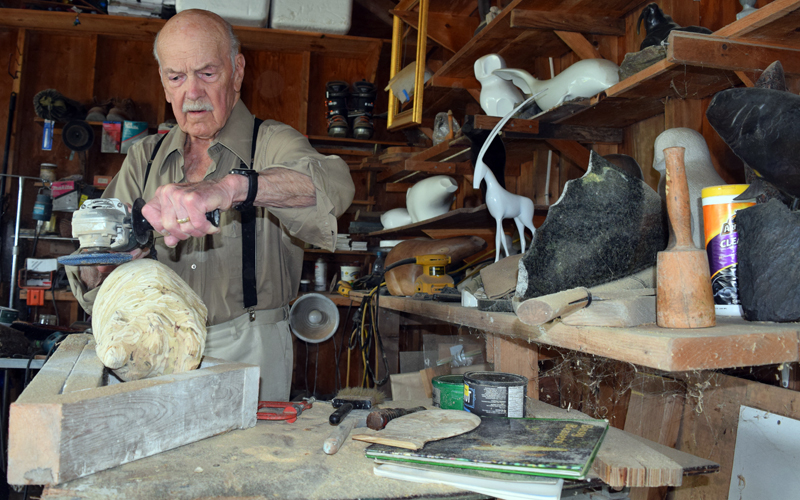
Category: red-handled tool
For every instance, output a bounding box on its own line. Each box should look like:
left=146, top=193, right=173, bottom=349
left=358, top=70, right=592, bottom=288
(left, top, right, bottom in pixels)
left=257, top=399, right=314, bottom=423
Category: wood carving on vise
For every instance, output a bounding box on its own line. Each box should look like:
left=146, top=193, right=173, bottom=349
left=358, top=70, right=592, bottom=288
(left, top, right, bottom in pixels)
left=474, top=95, right=538, bottom=262
left=636, top=3, right=712, bottom=50
left=93, top=259, right=208, bottom=381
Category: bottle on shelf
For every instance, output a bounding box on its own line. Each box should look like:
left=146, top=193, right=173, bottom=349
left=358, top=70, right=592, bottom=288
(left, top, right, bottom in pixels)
left=372, top=251, right=385, bottom=275
left=314, top=258, right=327, bottom=292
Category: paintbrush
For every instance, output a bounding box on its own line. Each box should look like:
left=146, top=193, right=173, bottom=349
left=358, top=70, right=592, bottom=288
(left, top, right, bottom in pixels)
left=331, top=387, right=385, bottom=410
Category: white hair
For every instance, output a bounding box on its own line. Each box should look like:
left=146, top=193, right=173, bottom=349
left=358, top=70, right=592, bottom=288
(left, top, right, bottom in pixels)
left=153, top=15, right=240, bottom=70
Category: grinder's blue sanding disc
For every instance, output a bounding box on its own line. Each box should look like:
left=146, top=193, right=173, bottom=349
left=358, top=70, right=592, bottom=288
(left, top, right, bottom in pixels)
left=57, top=253, right=133, bottom=266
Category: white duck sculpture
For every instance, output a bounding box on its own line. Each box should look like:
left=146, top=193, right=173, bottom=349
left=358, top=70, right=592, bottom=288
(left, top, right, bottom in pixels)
left=493, top=58, right=620, bottom=113
left=474, top=95, right=539, bottom=262
left=474, top=54, right=524, bottom=117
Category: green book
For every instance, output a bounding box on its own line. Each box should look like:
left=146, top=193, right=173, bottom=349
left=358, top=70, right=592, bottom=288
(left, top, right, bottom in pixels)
left=365, top=416, right=608, bottom=480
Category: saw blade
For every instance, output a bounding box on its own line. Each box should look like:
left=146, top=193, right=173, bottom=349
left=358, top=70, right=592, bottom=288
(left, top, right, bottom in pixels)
left=57, top=253, right=133, bottom=267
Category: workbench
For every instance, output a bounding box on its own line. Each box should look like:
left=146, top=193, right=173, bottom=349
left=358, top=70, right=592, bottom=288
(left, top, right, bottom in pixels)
left=37, top=400, right=477, bottom=500
left=34, top=391, right=716, bottom=500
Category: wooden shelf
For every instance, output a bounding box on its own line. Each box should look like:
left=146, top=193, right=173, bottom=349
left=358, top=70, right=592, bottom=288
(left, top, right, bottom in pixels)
left=424, top=0, right=800, bottom=129
left=366, top=204, right=548, bottom=238
left=0, top=9, right=385, bottom=61
left=307, top=135, right=408, bottom=157
left=303, top=248, right=374, bottom=256
left=427, top=0, right=644, bottom=83
left=373, top=295, right=800, bottom=372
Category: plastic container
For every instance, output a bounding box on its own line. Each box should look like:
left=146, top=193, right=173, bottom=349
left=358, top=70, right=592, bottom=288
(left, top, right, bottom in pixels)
left=39, top=163, right=57, bottom=182
left=270, top=0, right=352, bottom=34
left=314, top=258, right=327, bottom=292
left=432, top=374, right=464, bottom=410
left=176, top=0, right=271, bottom=27
left=701, top=184, right=755, bottom=317
left=340, top=265, right=360, bottom=282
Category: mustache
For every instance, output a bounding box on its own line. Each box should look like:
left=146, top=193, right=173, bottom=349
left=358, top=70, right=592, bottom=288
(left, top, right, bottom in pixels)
left=182, top=99, right=214, bottom=113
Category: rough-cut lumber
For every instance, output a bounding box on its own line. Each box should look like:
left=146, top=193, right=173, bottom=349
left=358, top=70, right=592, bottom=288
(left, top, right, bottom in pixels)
left=8, top=334, right=259, bottom=486
left=526, top=399, right=718, bottom=488
left=510, top=9, right=626, bottom=36
left=371, top=297, right=800, bottom=372
left=671, top=371, right=800, bottom=500
left=668, top=32, right=800, bottom=75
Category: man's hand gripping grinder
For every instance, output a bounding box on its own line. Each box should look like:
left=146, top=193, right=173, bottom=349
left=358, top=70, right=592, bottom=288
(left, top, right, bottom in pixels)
left=57, top=198, right=219, bottom=267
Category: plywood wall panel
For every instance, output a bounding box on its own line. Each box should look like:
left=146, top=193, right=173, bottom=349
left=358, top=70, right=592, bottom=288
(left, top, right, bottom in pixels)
left=241, top=50, right=306, bottom=132
left=94, top=37, right=162, bottom=127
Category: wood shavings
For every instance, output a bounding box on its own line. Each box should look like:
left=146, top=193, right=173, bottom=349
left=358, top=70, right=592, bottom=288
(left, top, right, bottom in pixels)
left=93, top=259, right=208, bottom=381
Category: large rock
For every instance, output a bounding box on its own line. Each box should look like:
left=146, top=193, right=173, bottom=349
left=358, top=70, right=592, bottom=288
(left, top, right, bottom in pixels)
left=706, top=86, right=800, bottom=201
left=737, top=199, right=800, bottom=322
left=516, top=152, right=667, bottom=300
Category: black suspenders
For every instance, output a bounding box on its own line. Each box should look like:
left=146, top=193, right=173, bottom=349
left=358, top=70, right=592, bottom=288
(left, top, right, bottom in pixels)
left=143, top=117, right=263, bottom=311
left=240, top=118, right=263, bottom=309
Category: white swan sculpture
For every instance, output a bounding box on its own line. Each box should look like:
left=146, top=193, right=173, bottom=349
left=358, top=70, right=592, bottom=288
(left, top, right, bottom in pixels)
left=474, top=95, right=538, bottom=262
left=493, top=58, right=620, bottom=113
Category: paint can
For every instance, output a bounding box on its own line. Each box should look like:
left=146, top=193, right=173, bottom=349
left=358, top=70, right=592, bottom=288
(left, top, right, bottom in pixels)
left=432, top=374, right=464, bottom=410
left=463, top=371, right=527, bottom=418
left=340, top=265, right=360, bottom=282
left=701, top=184, right=755, bottom=317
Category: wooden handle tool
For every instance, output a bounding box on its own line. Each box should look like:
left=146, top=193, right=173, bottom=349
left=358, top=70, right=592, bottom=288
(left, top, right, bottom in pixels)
left=514, top=287, right=592, bottom=325
left=656, top=147, right=716, bottom=328
left=323, top=409, right=369, bottom=455
left=366, top=406, right=427, bottom=430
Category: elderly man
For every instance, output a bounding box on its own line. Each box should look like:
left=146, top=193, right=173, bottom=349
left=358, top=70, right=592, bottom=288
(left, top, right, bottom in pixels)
left=66, top=9, right=355, bottom=401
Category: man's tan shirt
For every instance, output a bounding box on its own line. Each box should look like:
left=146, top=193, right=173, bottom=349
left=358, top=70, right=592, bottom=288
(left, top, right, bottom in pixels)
left=67, top=101, right=355, bottom=324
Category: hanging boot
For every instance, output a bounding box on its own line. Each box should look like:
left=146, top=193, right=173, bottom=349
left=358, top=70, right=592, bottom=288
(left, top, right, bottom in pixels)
left=350, top=80, right=376, bottom=140
left=326, top=80, right=350, bottom=138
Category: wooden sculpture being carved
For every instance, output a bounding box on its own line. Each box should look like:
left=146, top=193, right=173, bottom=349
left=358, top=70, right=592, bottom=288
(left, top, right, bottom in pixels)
left=93, top=259, right=208, bottom=381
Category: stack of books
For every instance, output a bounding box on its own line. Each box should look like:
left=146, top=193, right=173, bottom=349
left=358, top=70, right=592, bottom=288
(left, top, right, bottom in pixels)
left=336, top=234, right=351, bottom=251
left=366, top=416, right=609, bottom=500
left=350, top=241, right=368, bottom=251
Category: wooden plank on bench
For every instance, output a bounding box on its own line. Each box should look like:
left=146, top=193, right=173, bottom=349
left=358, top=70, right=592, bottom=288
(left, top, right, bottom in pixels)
left=8, top=334, right=259, bottom=486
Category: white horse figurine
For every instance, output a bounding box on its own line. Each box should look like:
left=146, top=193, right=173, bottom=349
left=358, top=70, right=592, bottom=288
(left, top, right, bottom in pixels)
left=474, top=95, right=538, bottom=262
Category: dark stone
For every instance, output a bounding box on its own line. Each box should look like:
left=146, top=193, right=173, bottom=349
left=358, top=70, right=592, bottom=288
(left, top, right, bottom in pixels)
left=755, top=60, right=786, bottom=91
left=737, top=199, right=800, bottom=322
left=516, top=152, right=667, bottom=300
left=619, top=45, right=667, bottom=80
left=636, top=3, right=712, bottom=51
left=706, top=87, right=800, bottom=201
left=741, top=61, right=790, bottom=205
left=603, top=154, right=644, bottom=180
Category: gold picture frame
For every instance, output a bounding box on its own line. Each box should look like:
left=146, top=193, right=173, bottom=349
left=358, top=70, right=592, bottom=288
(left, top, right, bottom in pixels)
left=387, top=0, right=429, bottom=130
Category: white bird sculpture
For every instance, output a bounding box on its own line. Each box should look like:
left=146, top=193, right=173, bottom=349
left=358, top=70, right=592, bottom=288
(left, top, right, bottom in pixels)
left=493, top=58, right=620, bottom=113
left=474, top=95, right=538, bottom=262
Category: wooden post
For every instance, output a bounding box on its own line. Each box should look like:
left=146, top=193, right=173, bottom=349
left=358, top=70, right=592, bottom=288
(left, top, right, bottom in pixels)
left=484, top=333, right=538, bottom=400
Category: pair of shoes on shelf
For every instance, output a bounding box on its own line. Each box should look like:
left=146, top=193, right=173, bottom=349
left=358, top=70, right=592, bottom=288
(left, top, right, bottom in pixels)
left=86, top=98, right=136, bottom=122
left=325, top=80, right=376, bottom=140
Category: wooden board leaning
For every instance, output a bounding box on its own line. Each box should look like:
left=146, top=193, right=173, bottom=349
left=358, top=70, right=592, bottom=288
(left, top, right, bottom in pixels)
left=8, top=334, right=259, bottom=486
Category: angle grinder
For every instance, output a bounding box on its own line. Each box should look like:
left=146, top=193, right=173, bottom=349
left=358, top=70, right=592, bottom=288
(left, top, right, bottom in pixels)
left=57, top=198, right=219, bottom=267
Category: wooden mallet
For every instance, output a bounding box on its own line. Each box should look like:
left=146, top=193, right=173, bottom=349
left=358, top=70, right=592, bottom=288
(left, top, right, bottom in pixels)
left=657, top=146, right=716, bottom=328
